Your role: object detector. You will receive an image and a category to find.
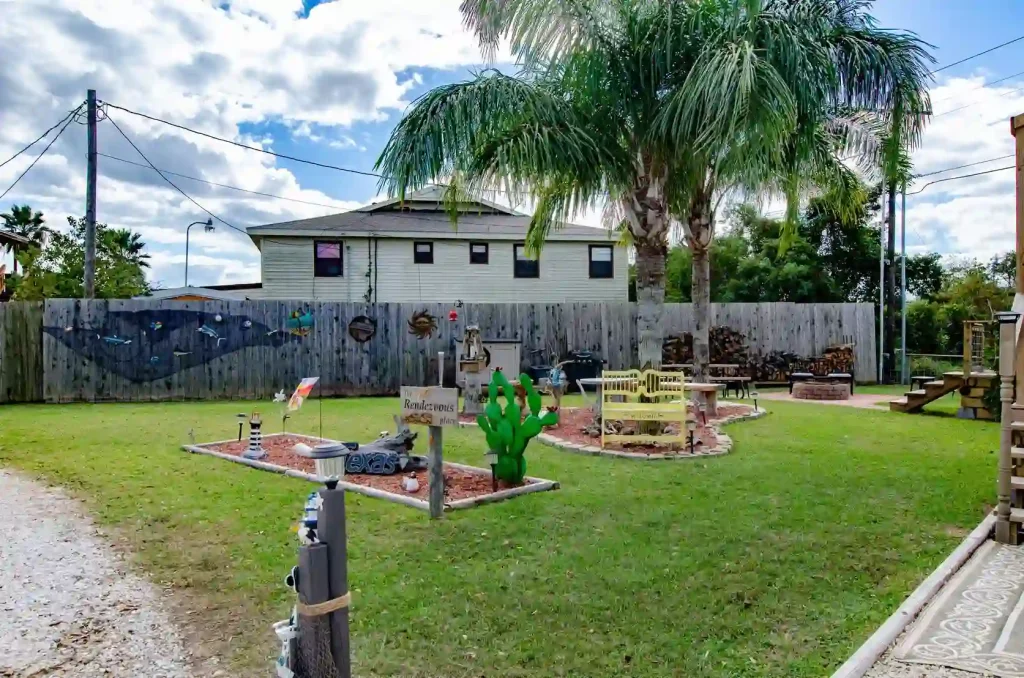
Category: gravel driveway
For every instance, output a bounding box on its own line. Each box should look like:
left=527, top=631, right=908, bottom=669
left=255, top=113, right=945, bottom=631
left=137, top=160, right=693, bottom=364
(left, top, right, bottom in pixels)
left=0, top=469, right=194, bottom=677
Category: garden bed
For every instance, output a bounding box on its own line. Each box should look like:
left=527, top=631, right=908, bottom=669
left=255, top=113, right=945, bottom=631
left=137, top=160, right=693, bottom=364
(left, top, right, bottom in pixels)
left=462, top=402, right=763, bottom=460
left=182, top=433, right=558, bottom=511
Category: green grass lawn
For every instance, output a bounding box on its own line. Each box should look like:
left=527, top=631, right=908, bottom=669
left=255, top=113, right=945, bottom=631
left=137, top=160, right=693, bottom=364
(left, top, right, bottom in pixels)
left=0, top=396, right=1000, bottom=677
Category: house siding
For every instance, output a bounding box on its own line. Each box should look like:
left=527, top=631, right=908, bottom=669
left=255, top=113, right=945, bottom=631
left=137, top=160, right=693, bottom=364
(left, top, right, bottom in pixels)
left=257, top=237, right=628, bottom=302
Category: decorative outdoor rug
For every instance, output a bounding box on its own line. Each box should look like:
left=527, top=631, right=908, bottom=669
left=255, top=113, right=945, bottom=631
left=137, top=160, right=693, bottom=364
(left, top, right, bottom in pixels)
left=897, top=540, right=1024, bottom=676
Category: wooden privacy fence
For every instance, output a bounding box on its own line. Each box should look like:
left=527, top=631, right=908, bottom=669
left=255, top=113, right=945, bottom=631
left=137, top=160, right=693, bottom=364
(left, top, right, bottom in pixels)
left=0, top=301, right=43, bottom=403
left=0, top=299, right=875, bottom=403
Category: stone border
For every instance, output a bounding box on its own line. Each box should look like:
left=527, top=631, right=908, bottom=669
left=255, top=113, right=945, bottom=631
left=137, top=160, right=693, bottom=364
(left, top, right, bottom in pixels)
left=830, top=512, right=996, bottom=678
left=180, top=432, right=558, bottom=514
left=460, top=403, right=767, bottom=461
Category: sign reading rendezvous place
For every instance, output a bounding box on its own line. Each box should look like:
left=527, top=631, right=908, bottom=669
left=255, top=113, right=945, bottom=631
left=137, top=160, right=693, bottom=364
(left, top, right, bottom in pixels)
left=401, top=386, right=459, bottom=427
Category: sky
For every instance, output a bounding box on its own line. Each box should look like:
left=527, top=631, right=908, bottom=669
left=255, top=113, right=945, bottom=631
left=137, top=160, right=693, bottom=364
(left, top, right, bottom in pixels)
left=1, top=0, right=1023, bottom=288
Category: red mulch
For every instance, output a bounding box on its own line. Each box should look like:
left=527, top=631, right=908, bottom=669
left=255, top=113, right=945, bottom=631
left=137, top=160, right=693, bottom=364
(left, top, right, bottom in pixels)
left=200, top=434, right=532, bottom=501
left=463, top=402, right=756, bottom=457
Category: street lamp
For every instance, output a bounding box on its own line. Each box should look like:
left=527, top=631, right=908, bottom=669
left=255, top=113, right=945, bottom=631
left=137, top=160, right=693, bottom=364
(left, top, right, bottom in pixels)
left=184, top=218, right=214, bottom=287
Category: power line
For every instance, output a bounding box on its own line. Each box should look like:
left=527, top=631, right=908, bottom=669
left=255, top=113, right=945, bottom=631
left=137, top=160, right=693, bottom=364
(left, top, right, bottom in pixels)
left=97, top=100, right=521, bottom=200
left=100, top=101, right=385, bottom=180
left=907, top=164, right=1014, bottom=195
left=932, top=69, right=1024, bottom=104
left=916, top=154, right=1015, bottom=177
left=931, top=34, right=1024, bottom=75
left=102, top=113, right=249, bottom=237
left=0, top=103, right=84, bottom=171
left=0, top=108, right=81, bottom=202
left=933, top=84, right=1024, bottom=117
left=97, top=152, right=357, bottom=211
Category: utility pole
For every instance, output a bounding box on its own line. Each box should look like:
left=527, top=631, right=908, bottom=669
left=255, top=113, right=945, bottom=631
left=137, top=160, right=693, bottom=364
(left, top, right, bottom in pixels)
left=878, top=194, right=885, bottom=385
left=84, top=89, right=98, bottom=299
left=900, top=186, right=908, bottom=385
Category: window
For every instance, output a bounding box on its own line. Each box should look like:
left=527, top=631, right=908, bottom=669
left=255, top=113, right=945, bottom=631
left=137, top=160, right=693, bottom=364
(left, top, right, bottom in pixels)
left=414, top=241, right=434, bottom=264
left=513, top=244, right=539, bottom=278
left=469, top=242, right=489, bottom=264
left=589, top=245, right=614, bottom=279
left=314, top=241, right=343, bottom=277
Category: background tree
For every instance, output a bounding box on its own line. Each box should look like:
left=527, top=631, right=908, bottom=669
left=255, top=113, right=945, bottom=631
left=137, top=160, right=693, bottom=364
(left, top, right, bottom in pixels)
left=1, top=204, right=49, bottom=274
left=989, top=252, right=1016, bottom=290
left=15, top=216, right=150, bottom=300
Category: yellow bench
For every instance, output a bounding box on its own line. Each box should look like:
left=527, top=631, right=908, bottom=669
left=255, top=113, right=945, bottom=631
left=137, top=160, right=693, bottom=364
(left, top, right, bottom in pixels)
left=600, top=370, right=688, bottom=448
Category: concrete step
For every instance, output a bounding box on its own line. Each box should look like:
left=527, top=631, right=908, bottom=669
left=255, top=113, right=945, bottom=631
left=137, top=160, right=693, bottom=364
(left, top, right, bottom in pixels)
left=1011, top=508, right=1024, bottom=523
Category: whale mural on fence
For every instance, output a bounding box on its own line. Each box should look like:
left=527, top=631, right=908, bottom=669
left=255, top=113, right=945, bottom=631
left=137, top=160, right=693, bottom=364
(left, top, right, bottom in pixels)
left=44, top=309, right=303, bottom=382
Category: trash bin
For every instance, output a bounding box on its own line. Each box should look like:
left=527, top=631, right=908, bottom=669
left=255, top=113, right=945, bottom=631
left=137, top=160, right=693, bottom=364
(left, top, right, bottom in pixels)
left=563, top=350, right=602, bottom=392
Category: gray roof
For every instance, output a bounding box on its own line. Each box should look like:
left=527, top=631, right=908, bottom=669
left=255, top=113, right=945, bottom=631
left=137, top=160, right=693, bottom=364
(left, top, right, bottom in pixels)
left=247, top=186, right=616, bottom=244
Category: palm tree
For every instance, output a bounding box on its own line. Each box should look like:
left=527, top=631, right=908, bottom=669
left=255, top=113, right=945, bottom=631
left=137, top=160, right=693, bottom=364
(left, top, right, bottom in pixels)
left=102, top=227, right=150, bottom=268
left=376, top=0, right=933, bottom=377
left=1, top=204, right=48, bottom=274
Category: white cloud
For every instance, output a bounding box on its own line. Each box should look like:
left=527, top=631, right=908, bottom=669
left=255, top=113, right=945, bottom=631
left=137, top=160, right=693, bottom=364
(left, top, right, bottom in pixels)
left=904, top=74, right=1024, bottom=263
left=0, top=0, right=486, bottom=288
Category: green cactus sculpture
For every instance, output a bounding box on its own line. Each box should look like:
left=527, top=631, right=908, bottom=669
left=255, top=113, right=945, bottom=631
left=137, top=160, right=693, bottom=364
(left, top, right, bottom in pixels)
left=477, top=370, right=558, bottom=484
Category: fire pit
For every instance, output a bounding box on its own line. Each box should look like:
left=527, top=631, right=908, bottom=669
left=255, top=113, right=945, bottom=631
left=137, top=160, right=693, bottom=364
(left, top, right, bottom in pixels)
left=792, top=381, right=850, bottom=401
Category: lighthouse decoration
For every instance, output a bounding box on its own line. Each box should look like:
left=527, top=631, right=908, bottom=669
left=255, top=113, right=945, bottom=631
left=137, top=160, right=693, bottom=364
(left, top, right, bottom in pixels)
left=243, top=412, right=267, bottom=460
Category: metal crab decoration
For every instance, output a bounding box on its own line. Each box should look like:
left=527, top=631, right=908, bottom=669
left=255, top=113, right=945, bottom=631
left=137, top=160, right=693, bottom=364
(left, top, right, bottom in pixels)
left=407, top=309, right=438, bottom=339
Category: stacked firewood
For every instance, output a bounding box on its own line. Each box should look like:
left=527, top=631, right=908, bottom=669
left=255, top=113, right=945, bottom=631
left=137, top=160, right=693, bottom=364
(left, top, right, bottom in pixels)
left=661, top=326, right=750, bottom=365
left=661, top=327, right=854, bottom=382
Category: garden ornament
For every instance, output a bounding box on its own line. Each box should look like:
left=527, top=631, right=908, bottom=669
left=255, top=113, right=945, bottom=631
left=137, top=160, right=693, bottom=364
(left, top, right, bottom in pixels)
left=477, top=371, right=558, bottom=484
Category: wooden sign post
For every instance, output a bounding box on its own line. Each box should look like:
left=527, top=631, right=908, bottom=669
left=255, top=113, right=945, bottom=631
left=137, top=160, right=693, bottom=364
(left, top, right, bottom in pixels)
left=401, top=386, right=458, bottom=518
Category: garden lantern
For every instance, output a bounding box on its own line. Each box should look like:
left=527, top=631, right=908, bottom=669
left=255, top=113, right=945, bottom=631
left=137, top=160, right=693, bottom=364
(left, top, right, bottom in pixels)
left=750, top=390, right=760, bottom=412
left=686, top=415, right=697, bottom=454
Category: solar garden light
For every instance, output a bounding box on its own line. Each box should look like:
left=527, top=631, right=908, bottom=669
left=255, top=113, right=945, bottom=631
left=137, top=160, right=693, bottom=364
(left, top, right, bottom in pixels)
left=486, top=451, right=499, bottom=490
left=750, top=390, right=760, bottom=412
left=698, top=402, right=707, bottom=425
left=686, top=415, right=697, bottom=454
left=282, top=412, right=291, bottom=434
left=236, top=413, right=246, bottom=441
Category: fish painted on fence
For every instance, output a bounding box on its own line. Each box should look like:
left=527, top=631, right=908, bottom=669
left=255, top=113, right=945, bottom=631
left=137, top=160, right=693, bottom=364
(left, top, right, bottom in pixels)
left=43, top=310, right=299, bottom=383
left=286, top=310, right=314, bottom=337
left=197, top=324, right=226, bottom=346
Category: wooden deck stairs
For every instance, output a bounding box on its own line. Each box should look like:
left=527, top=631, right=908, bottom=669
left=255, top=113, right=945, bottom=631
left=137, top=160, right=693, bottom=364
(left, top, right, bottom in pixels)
left=889, top=370, right=980, bottom=413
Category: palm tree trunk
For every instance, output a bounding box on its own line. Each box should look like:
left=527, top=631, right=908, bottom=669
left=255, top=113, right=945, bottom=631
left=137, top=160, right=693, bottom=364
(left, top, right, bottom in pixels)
left=635, top=240, right=666, bottom=370
left=687, top=193, right=714, bottom=383
left=885, top=180, right=897, bottom=384
left=691, top=243, right=711, bottom=382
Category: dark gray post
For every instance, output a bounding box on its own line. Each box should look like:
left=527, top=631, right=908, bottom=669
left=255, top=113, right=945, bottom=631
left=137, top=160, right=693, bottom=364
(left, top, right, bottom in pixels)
left=296, top=544, right=332, bottom=677
left=428, top=425, right=444, bottom=519
left=318, top=484, right=351, bottom=678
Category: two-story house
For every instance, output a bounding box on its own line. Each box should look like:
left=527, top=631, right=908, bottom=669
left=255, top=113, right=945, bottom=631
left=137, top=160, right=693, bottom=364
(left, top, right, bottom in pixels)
left=247, top=186, right=628, bottom=302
